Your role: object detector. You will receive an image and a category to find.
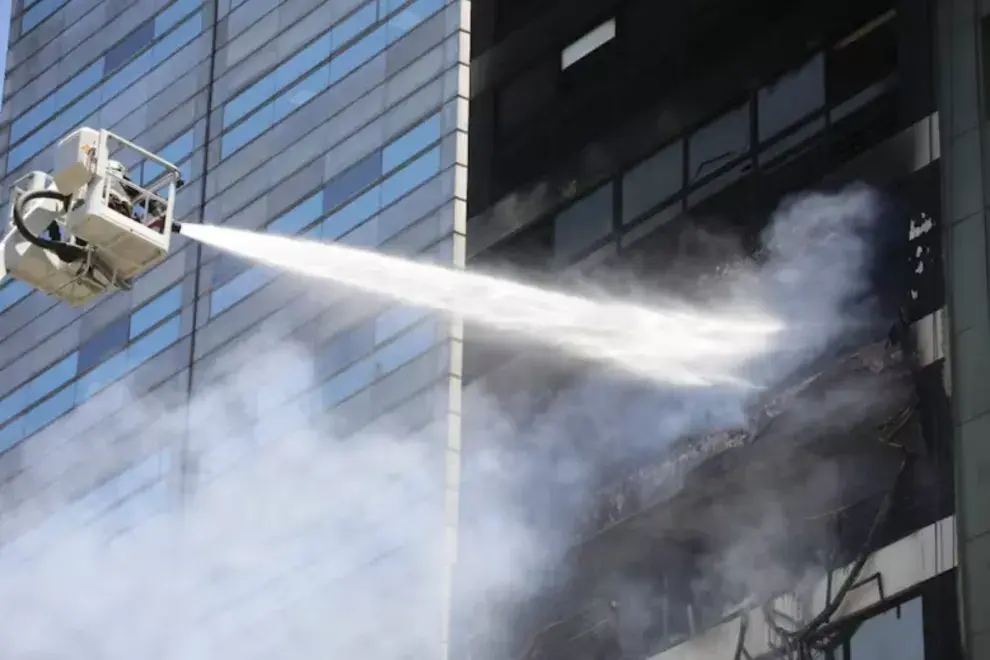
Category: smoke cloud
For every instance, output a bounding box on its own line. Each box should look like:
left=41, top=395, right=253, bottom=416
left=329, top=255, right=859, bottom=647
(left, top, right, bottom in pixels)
left=0, top=186, right=900, bottom=659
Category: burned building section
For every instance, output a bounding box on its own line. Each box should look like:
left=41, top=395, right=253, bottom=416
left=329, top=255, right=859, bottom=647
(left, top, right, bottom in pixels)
left=457, top=0, right=957, bottom=658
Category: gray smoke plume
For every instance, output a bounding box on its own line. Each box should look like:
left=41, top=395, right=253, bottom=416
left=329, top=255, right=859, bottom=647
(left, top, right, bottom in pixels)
left=0, top=185, right=897, bottom=659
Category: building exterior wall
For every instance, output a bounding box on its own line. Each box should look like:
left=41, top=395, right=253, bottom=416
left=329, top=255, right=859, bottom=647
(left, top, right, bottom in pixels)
left=934, top=0, right=990, bottom=656
left=457, top=0, right=958, bottom=659
left=0, top=0, right=469, bottom=657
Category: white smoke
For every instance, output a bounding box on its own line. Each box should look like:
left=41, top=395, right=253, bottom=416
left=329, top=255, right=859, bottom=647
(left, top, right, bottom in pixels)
left=0, top=186, right=896, bottom=659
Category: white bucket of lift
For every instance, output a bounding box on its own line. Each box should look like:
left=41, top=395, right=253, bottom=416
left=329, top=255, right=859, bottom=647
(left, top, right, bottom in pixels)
left=64, top=186, right=170, bottom=283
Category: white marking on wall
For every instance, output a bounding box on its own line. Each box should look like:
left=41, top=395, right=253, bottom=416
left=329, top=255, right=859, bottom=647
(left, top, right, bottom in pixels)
left=914, top=306, right=947, bottom=368
left=561, top=18, right=616, bottom=70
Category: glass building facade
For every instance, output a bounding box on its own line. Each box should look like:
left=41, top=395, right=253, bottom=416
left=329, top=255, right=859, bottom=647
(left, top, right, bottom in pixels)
left=0, top=0, right=469, bottom=656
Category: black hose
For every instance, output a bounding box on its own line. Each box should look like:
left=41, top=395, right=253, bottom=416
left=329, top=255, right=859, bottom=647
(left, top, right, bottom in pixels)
left=733, top=613, right=750, bottom=660
left=13, top=189, right=86, bottom=263
left=795, top=455, right=909, bottom=640
left=762, top=450, right=912, bottom=658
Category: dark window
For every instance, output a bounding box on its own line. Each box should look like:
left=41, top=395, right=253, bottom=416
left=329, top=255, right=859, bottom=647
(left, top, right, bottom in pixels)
left=78, top=317, right=130, bottom=373
left=846, top=598, right=924, bottom=659
left=554, top=183, right=614, bottom=261
left=495, top=60, right=557, bottom=140
left=323, top=150, right=383, bottom=213
left=758, top=53, right=825, bottom=143
left=688, top=102, right=751, bottom=183
left=104, top=20, right=156, bottom=74
left=559, top=18, right=619, bottom=97
left=827, top=10, right=898, bottom=107
left=494, top=0, right=553, bottom=43
left=622, top=139, right=683, bottom=223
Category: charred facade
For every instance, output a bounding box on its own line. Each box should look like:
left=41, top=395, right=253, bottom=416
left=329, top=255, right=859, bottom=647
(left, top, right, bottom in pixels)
left=456, top=0, right=959, bottom=658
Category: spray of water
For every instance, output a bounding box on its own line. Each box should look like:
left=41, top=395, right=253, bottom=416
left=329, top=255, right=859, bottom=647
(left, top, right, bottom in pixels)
left=0, top=187, right=894, bottom=659
left=180, top=224, right=784, bottom=389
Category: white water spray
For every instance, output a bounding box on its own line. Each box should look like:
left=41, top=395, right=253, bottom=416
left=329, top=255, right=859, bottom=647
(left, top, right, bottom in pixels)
left=0, top=187, right=892, bottom=659
left=181, top=224, right=784, bottom=388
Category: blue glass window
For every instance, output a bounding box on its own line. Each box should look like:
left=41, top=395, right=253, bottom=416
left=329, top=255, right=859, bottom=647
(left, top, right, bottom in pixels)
left=153, top=11, right=204, bottom=61
left=7, top=9, right=205, bottom=173
left=207, top=192, right=329, bottom=317
left=79, top=317, right=130, bottom=374
left=0, top=416, right=25, bottom=453
left=103, top=50, right=156, bottom=103
left=10, top=0, right=197, bottom=151
left=77, top=316, right=181, bottom=403
left=212, top=254, right=250, bottom=286
left=224, top=80, right=278, bottom=129
left=374, top=305, right=429, bottom=343
left=323, top=358, right=374, bottom=408
left=142, top=129, right=196, bottom=184
left=330, top=25, right=387, bottom=83
left=275, top=34, right=333, bottom=91
left=382, top=0, right=408, bottom=16
left=216, top=0, right=443, bottom=163
left=221, top=105, right=274, bottom=159
left=386, top=0, right=445, bottom=42
left=0, top=280, right=32, bottom=312
left=268, top=193, right=322, bottom=234
left=272, top=65, right=330, bottom=123
left=76, top=352, right=129, bottom=403
left=380, top=146, right=440, bottom=205
left=323, top=151, right=383, bottom=213
left=9, top=86, right=97, bottom=170
left=11, top=3, right=203, bottom=163
left=105, top=20, right=156, bottom=74
left=319, top=317, right=437, bottom=410
left=156, top=0, right=202, bottom=36
left=23, top=386, right=76, bottom=437
left=224, top=31, right=334, bottom=128
left=127, top=315, right=181, bottom=369
left=383, top=112, right=442, bottom=172
left=322, top=185, right=381, bottom=239
left=0, top=317, right=181, bottom=449
left=56, top=61, right=103, bottom=109
left=209, top=268, right=274, bottom=316
left=11, top=99, right=58, bottom=145
left=337, top=216, right=378, bottom=247
left=130, top=284, right=183, bottom=339
left=0, top=389, right=29, bottom=430
left=21, top=0, right=64, bottom=33
left=374, top=321, right=435, bottom=374
left=11, top=62, right=101, bottom=144
left=319, top=321, right=376, bottom=378
left=28, top=353, right=79, bottom=403
left=332, top=2, right=378, bottom=48
left=0, top=351, right=79, bottom=427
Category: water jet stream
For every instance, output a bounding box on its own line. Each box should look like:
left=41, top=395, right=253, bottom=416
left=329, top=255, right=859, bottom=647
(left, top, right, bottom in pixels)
left=181, top=223, right=784, bottom=388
